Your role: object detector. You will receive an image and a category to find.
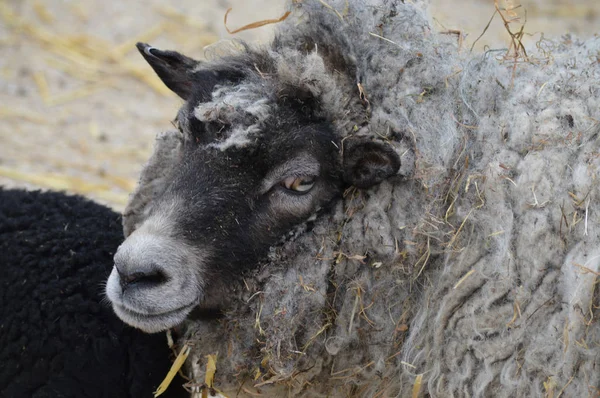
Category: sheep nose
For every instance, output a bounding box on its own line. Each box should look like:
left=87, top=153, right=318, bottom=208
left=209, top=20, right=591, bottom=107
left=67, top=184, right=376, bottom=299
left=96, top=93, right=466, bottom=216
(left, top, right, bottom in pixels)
left=116, top=267, right=167, bottom=291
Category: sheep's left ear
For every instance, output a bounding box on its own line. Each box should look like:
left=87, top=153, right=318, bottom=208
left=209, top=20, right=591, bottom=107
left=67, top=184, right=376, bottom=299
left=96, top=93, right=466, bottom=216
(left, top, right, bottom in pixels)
left=136, top=42, right=199, bottom=100
left=342, top=139, right=401, bottom=189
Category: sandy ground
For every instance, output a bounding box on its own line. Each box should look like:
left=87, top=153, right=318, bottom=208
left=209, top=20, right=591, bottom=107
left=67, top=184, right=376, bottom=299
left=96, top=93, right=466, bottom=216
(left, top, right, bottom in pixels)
left=1, top=0, right=599, bottom=211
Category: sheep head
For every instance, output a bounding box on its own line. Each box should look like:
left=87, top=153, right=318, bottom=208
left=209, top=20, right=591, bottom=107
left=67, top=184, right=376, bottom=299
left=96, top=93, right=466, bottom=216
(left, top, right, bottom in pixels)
left=106, top=42, right=401, bottom=333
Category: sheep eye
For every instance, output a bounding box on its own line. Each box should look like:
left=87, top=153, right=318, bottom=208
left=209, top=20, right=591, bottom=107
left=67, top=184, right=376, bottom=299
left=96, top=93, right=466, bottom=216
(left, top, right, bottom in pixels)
left=281, top=176, right=316, bottom=193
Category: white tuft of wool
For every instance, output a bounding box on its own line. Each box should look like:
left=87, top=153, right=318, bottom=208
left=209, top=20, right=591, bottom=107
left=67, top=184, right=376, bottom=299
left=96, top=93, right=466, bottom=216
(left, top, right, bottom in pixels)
left=127, top=0, right=600, bottom=396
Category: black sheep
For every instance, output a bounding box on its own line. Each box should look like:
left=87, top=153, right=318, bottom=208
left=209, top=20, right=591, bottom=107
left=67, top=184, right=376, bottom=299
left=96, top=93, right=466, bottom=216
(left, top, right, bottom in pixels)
left=0, top=189, right=187, bottom=398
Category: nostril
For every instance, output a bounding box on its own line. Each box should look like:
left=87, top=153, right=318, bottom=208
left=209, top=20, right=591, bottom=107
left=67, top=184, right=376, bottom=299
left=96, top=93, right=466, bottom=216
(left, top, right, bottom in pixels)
left=122, top=271, right=151, bottom=285
left=118, top=269, right=167, bottom=291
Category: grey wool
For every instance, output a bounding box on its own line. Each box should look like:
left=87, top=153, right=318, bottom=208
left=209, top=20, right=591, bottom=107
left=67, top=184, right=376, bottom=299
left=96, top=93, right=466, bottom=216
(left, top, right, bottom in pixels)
left=125, top=0, right=600, bottom=396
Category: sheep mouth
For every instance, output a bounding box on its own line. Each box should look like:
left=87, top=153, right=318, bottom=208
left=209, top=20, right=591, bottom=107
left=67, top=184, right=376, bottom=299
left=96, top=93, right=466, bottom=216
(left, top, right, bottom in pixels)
left=112, top=301, right=197, bottom=333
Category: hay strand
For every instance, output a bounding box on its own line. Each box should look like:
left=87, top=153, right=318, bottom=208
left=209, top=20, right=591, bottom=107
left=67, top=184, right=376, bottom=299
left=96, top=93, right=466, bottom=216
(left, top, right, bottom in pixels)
left=470, top=9, right=498, bottom=52
left=204, top=354, right=217, bottom=389
left=453, top=269, right=475, bottom=289
left=317, top=0, right=344, bottom=21
left=412, top=374, right=423, bottom=398
left=200, top=354, right=227, bottom=398
left=33, top=71, right=50, bottom=104
left=154, top=343, right=191, bottom=397
left=368, top=32, right=398, bottom=46
left=32, top=1, right=55, bottom=24
left=224, top=8, right=291, bottom=35
left=0, top=107, right=47, bottom=124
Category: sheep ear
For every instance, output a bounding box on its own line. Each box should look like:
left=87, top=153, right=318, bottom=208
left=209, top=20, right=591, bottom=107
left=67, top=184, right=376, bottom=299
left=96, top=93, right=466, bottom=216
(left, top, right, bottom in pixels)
left=342, top=139, right=401, bottom=189
left=136, top=42, right=199, bottom=100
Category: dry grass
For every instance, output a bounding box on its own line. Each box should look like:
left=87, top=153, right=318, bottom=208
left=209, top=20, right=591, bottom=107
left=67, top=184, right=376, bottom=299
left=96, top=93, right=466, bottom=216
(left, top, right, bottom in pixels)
left=224, top=7, right=291, bottom=34
left=0, top=1, right=219, bottom=210
left=154, top=343, right=192, bottom=397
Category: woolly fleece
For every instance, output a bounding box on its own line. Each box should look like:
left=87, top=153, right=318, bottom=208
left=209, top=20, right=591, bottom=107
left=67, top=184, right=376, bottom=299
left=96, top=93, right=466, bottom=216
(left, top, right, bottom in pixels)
left=0, top=189, right=187, bottom=398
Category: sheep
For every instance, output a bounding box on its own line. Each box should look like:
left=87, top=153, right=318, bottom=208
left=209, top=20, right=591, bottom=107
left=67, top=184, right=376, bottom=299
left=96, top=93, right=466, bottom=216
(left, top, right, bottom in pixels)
left=107, top=0, right=600, bottom=396
left=0, top=188, right=188, bottom=398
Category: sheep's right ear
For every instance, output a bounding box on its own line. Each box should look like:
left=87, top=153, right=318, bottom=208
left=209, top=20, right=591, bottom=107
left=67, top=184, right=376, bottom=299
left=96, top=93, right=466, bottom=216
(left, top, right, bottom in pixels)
left=342, top=138, right=401, bottom=189
left=136, top=42, right=199, bottom=100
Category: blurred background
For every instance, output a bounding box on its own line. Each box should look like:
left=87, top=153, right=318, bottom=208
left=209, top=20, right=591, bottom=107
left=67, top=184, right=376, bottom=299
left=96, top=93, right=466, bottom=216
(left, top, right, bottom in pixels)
left=0, top=0, right=598, bottom=211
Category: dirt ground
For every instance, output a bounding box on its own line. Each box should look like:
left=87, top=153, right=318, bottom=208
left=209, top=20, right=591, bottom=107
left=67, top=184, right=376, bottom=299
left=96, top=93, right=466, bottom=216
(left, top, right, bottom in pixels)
left=1, top=0, right=599, bottom=211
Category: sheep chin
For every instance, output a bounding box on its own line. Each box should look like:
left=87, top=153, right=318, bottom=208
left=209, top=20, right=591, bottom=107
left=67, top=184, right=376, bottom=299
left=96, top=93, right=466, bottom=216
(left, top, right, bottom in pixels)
left=111, top=300, right=198, bottom=334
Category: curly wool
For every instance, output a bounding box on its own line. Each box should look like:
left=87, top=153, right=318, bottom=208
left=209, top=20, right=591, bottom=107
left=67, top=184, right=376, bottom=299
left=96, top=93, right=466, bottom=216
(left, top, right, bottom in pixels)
left=128, top=1, right=599, bottom=396
left=0, top=189, right=187, bottom=398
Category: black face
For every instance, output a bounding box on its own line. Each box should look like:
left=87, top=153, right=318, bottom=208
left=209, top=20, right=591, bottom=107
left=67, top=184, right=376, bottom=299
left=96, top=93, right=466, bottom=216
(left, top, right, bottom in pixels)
left=105, top=43, right=401, bottom=333
left=165, top=115, right=343, bottom=280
